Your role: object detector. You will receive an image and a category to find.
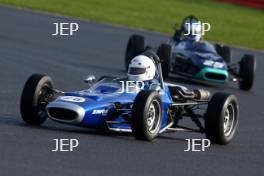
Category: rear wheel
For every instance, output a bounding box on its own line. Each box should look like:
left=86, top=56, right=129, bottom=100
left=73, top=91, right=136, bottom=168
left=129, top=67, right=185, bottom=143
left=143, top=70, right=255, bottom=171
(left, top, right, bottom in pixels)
left=157, top=43, right=171, bottom=80
left=239, top=54, right=256, bottom=91
left=132, top=90, right=163, bottom=141
left=20, top=74, right=54, bottom=125
left=215, top=44, right=231, bottom=63
left=125, top=34, right=145, bottom=70
left=205, top=92, right=239, bottom=145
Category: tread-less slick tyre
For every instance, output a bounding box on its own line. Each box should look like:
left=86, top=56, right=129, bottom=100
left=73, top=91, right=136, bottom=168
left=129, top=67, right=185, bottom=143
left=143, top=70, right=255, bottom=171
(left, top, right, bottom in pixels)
left=157, top=43, right=171, bottom=80
left=132, top=90, right=163, bottom=141
left=20, top=74, right=54, bottom=125
left=215, top=44, right=231, bottom=63
left=239, top=54, right=256, bottom=91
left=205, top=92, right=239, bottom=145
left=125, top=34, right=145, bottom=70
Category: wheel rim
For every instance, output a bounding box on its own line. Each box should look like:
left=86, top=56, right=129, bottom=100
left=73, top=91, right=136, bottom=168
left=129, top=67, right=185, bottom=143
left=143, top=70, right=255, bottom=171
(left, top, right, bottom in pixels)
left=37, top=85, right=53, bottom=118
left=147, top=99, right=161, bottom=134
left=223, top=103, right=235, bottom=137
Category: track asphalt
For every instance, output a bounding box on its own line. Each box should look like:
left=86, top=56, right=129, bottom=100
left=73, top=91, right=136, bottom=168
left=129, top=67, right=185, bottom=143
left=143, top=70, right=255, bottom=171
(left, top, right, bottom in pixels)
left=0, top=6, right=263, bottom=176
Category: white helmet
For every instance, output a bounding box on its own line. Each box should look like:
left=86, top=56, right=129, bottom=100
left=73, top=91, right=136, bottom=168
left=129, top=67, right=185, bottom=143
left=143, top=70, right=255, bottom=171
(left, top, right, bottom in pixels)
left=127, top=55, right=156, bottom=81
left=184, top=20, right=202, bottom=42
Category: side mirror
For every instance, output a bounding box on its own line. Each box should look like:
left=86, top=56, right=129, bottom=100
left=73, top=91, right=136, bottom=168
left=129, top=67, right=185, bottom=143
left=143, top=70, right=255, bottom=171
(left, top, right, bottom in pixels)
left=84, top=75, right=96, bottom=85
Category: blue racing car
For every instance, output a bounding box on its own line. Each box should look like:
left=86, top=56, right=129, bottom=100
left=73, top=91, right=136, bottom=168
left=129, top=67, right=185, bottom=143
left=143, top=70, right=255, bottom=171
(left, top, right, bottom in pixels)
left=20, top=50, right=239, bottom=144
left=125, top=16, right=256, bottom=91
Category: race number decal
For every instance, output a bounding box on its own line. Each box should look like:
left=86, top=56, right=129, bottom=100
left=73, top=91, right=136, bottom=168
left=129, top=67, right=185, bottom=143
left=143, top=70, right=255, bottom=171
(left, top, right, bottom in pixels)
left=59, top=96, right=85, bottom=102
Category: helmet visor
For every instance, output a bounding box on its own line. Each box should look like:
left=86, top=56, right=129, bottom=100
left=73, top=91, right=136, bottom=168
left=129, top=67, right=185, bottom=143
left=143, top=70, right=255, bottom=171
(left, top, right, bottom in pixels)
left=128, top=67, right=146, bottom=75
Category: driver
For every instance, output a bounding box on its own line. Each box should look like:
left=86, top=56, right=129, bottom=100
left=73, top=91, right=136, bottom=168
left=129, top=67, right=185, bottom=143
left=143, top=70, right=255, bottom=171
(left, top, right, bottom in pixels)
left=183, top=19, right=202, bottom=42
left=127, top=55, right=159, bottom=91
left=173, top=16, right=202, bottom=42
left=173, top=16, right=214, bottom=52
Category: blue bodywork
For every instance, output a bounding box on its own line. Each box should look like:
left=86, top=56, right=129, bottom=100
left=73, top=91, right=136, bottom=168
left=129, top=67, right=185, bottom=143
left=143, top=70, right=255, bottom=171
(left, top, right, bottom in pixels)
left=47, top=78, right=173, bottom=131
left=169, top=38, right=229, bottom=83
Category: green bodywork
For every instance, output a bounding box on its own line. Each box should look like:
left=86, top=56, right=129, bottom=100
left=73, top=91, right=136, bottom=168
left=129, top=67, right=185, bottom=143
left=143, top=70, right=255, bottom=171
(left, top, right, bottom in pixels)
left=195, top=67, right=228, bottom=83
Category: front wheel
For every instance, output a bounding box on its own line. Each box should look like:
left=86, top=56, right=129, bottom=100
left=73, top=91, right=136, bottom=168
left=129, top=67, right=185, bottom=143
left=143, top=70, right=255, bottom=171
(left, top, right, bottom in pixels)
left=20, top=74, right=54, bottom=125
left=132, top=90, right=163, bottom=141
left=238, top=54, right=256, bottom=91
left=205, top=92, right=239, bottom=145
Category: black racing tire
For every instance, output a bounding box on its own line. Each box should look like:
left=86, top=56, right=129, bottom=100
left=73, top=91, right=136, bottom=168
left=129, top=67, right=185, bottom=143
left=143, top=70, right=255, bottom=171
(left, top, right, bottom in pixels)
left=157, top=43, right=171, bottom=80
left=205, top=92, right=239, bottom=145
left=20, top=74, right=54, bottom=125
left=132, top=90, right=163, bottom=141
left=125, top=34, right=145, bottom=70
left=215, top=44, right=231, bottom=63
left=239, top=54, right=256, bottom=91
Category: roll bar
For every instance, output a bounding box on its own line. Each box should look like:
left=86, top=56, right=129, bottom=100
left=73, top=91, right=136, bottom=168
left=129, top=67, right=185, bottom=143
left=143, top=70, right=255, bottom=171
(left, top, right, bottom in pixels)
left=142, top=49, right=165, bottom=89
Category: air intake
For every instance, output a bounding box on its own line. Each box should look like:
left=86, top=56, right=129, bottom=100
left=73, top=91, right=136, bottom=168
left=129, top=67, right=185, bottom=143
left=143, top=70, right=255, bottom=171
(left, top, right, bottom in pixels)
left=205, top=72, right=227, bottom=81
left=48, top=108, right=78, bottom=121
